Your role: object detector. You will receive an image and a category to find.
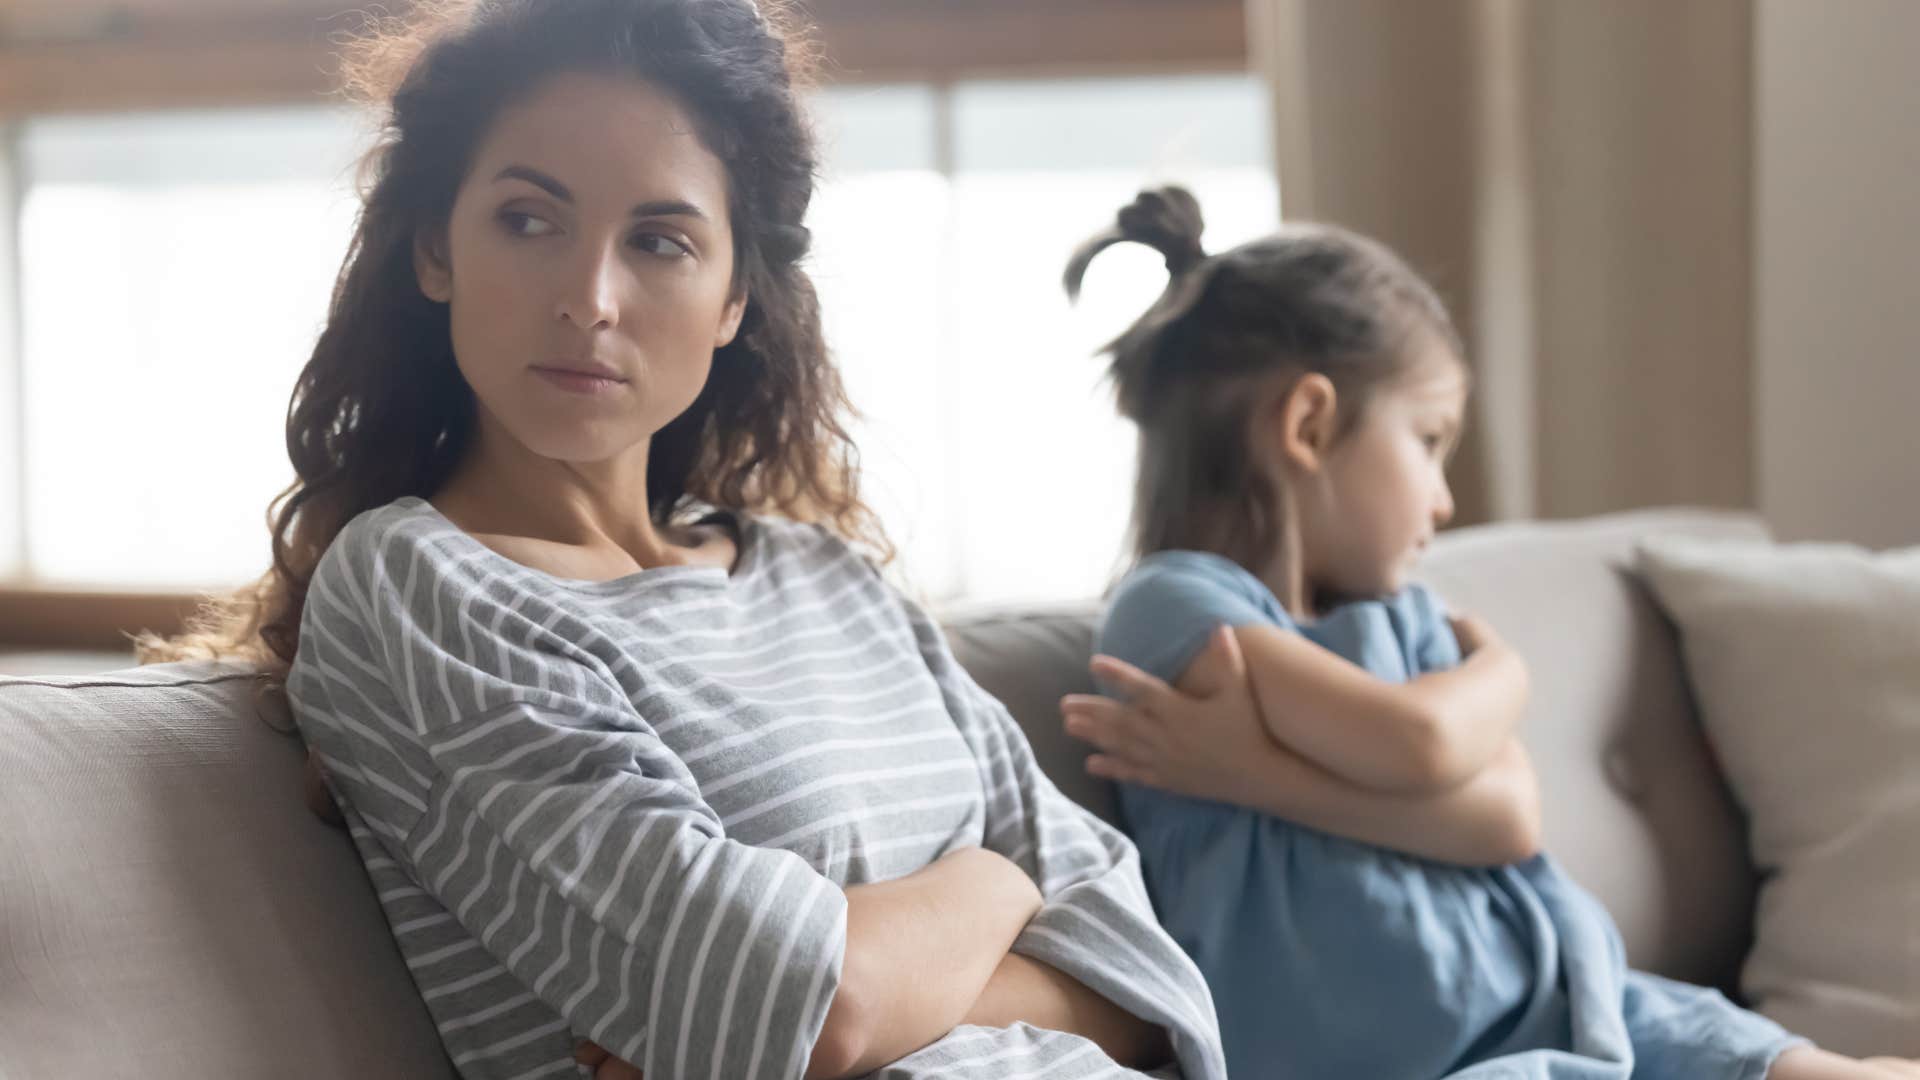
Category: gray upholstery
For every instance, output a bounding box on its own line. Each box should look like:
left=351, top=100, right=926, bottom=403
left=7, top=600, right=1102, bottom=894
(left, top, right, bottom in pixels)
left=0, top=508, right=1768, bottom=1077
left=0, top=664, right=453, bottom=1077
left=1410, top=508, right=1768, bottom=990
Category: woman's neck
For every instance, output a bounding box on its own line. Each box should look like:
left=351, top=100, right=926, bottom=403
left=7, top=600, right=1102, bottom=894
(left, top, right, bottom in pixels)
left=431, top=417, right=730, bottom=573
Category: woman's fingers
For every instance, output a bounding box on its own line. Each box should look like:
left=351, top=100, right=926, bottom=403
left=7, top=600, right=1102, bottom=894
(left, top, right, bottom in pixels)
left=574, top=1043, right=646, bottom=1079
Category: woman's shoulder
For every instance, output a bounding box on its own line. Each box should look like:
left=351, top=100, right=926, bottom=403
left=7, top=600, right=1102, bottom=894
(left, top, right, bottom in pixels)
left=739, top=511, right=841, bottom=558
left=312, top=495, right=494, bottom=606
left=740, top=512, right=888, bottom=585
left=321, top=493, right=441, bottom=561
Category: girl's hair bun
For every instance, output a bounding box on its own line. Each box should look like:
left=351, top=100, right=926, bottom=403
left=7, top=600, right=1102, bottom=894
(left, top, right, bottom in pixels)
left=1064, top=185, right=1208, bottom=300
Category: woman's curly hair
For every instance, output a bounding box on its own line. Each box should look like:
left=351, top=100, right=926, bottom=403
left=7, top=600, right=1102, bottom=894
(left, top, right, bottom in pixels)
left=136, top=0, right=886, bottom=689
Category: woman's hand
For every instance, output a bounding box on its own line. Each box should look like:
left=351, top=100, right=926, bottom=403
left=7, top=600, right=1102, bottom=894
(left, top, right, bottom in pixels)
left=947, top=844, right=1045, bottom=926
left=830, top=845, right=1046, bottom=1077
left=1061, top=626, right=1277, bottom=805
left=573, top=1041, right=642, bottom=1079
left=962, top=951, right=1173, bottom=1071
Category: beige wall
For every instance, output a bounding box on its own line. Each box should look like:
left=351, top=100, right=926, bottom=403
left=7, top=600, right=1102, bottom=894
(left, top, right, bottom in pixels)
left=1755, top=0, right=1920, bottom=548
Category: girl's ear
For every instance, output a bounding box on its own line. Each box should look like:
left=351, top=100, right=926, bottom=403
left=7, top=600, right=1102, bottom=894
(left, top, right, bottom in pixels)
left=413, top=226, right=453, bottom=303
left=1275, top=373, right=1340, bottom=473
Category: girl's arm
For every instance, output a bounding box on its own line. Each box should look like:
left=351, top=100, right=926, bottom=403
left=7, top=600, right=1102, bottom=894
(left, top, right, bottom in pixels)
left=1230, top=614, right=1530, bottom=795
left=1065, top=627, right=1542, bottom=867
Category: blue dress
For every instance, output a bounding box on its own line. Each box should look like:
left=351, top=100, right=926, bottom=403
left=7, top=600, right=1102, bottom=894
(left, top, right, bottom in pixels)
left=1097, top=551, right=1803, bottom=1080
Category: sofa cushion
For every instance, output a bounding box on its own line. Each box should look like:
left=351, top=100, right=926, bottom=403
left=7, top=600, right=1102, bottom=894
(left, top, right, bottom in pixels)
left=942, top=603, right=1110, bottom=822
left=949, top=507, right=1771, bottom=992
left=1414, top=508, right=1769, bottom=991
left=1637, top=538, right=1920, bottom=1056
left=0, top=662, right=452, bottom=1078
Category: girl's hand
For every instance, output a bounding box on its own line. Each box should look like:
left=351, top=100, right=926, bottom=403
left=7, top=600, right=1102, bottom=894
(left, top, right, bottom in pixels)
left=1060, top=626, right=1277, bottom=804
left=573, top=1041, right=643, bottom=1079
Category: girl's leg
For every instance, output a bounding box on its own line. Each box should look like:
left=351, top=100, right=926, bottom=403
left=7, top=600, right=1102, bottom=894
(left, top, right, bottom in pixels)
left=1768, top=1045, right=1920, bottom=1079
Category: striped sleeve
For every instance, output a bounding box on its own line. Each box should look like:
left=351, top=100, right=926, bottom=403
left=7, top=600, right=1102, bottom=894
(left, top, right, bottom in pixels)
left=897, top=597, right=1229, bottom=1080
left=292, top=523, right=848, bottom=1079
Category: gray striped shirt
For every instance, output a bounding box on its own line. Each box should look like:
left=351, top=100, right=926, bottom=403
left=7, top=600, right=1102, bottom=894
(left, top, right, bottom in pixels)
left=285, top=496, right=1226, bottom=1080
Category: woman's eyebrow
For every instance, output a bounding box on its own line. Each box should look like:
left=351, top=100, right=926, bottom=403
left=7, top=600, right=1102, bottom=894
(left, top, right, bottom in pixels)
left=492, top=164, right=708, bottom=221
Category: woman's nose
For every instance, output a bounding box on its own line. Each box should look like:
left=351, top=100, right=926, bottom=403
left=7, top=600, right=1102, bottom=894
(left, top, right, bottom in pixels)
left=556, top=243, right=621, bottom=330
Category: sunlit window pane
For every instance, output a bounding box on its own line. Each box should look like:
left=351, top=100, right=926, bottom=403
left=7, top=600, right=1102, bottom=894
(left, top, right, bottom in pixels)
left=807, top=85, right=956, bottom=596
left=18, top=107, right=362, bottom=589
left=945, top=76, right=1277, bottom=603
left=9, top=76, right=1271, bottom=603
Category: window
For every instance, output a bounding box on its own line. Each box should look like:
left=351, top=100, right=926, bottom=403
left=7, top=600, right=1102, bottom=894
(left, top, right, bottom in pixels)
left=9, top=107, right=363, bottom=589
left=3, top=74, right=1273, bottom=605
left=815, top=74, right=1277, bottom=602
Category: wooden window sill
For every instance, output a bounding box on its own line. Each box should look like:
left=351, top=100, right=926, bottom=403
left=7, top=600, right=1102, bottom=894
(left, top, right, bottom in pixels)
left=0, top=0, right=1248, bottom=115
left=0, top=586, right=208, bottom=650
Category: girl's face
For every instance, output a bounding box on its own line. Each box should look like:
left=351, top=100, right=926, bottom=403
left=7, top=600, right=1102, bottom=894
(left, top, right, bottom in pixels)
left=414, top=72, right=747, bottom=469
left=1301, top=341, right=1466, bottom=601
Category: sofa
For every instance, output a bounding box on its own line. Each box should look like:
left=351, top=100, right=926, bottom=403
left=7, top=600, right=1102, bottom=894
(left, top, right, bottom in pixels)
left=0, top=508, right=1774, bottom=1077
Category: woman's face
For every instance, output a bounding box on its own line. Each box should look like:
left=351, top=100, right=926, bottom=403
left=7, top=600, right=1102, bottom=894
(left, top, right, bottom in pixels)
left=415, top=71, right=747, bottom=468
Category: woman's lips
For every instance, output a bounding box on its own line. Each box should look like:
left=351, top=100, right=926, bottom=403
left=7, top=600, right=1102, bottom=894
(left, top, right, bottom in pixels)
left=532, top=366, right=628, bottom=395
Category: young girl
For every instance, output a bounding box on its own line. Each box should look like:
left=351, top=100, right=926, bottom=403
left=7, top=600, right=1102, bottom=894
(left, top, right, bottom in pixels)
left=1058, top=187, right=1920, bottom=1080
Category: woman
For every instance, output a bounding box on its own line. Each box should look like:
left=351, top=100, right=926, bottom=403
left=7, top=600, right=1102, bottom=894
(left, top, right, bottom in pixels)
left=141, top=1, right=1225, bottom=1077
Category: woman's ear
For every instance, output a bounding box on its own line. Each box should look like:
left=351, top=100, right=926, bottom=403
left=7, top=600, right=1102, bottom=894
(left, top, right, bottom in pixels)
left=714, top=289, right=748, bottom=349
left=1275, top=373, right=1340, bottom=474
left=413, top=226, right=453, bottom=303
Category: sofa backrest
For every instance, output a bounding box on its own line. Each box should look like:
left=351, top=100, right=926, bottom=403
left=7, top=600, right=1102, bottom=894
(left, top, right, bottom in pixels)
left=945, top=507, right=1772, bottom=992
left=0, top=663, right=455, bottom=1077
left=0, top=508, right=1768, bottom=1076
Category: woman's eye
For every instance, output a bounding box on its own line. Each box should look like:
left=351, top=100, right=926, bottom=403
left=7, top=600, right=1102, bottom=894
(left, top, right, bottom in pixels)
left=630, top=232, right=691, bottom=258
left=1422, top=434, right=1444, bottom=452
left=499, top=210, right=556, bottom=238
